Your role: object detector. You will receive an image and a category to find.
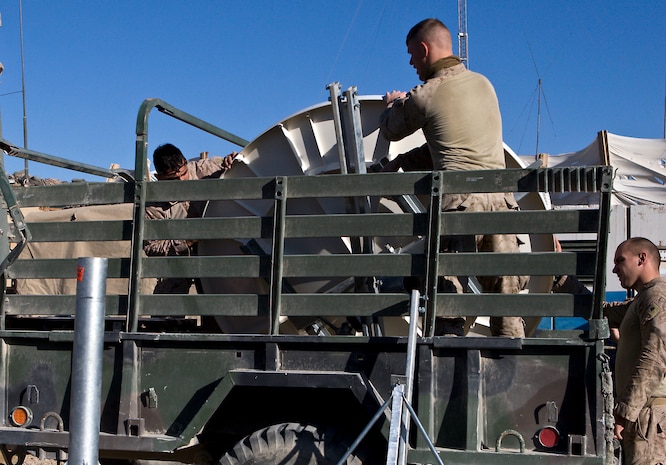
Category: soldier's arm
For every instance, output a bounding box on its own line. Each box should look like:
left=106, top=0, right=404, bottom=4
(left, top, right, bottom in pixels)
left=379, top=88, right=427, bottom=141
left=143, top=238, right=191, bottom=257
left=603, top=300, right=631, bottom=329
left=381, top=145, right=433, bottom=173
left=614, top=297, right=666, bottom=422
left=143, top=204, right=192, bottom=257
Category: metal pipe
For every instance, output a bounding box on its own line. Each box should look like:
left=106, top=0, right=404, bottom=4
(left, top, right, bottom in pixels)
left=69, top=257, right=107, bottom=465
left=400, top=397, right=444, bottom=465
left=0, top=138, right=118, bottom=178
left=270, top=177, right=287, bottom=334
left=397, top=290, right=421, bottom=465
left=19, top=0, right=29, bottom=177
left=326, top=83, right=347, bottom=174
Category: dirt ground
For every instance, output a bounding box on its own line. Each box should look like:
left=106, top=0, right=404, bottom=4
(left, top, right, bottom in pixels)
left=1, top=454, right=58, bottom=465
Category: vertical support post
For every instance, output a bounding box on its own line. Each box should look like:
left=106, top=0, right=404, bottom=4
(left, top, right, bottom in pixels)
left=328, top=84, right=379, bottom=333
left=341, top=87, right=368, bottom=177
left=342, top=87, right=381, bottom=336
left=342, top=86, right=373, bottom=244
left=129, top=100, right=156, bottom=333
left=465, top=350, right=482, bottom=450
left=397, top=290, right=421, bottom=465
left=593, top=167, right=613, bottom=321
left=425, top=173, right=443, bottom=336
left=270, top=177, right=287, bottom=335
left=326, top=82, right=347, bottom=174
left=69, top=257, right=107, bottom=465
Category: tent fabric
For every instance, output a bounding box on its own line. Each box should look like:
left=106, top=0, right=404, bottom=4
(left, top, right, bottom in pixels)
left=518, top=132, right=666, bottom=206
left=15, top=204, right=156, bottom=295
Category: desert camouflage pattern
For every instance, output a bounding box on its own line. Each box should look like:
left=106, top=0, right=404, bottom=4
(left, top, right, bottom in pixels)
left=606, top=278, right=666, bottom=464
left=437, top=192, right=527, bottom=338
left=144, top=157, right=226, bottom=293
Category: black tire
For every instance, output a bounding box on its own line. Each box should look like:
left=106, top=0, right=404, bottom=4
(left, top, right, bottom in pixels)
left=218, top=423, right=377, bottom=465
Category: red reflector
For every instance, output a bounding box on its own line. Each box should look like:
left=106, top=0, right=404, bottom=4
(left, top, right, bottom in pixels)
left=537, top=426, right=560, bottom=448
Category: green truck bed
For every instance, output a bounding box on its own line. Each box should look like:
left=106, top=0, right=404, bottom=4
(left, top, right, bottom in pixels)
left=0, top=98, right=615, bottom=465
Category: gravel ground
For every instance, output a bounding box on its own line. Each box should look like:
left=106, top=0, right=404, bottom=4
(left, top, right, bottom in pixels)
left=23, top=457, right=57, bottom=465
left=1, top=454, right=58, bottom=465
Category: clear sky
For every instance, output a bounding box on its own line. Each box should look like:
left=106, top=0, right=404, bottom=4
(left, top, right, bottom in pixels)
left=0, top=1, right=664, bottom=181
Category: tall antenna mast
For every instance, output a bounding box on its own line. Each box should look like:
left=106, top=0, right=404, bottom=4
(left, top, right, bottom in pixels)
left=536, top=78, right=542, bottom=156
left=458, top=0, right=468, bottom=68
left=19, top=0, right=29, bottom=176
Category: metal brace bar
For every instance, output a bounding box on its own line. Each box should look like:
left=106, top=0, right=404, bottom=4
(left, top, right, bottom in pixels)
left=0, top=161, right=31, bottom=275
left=336, top=291, right=443, bottom=465
left=386, top=382, right=406, bottom=465
left=270, top=177, right=287, bottom=334
left=0, top=136, right=118, bottom=179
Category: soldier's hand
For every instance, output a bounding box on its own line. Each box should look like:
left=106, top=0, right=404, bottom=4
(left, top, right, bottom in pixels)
left=222, top=151, right=238, bottom=170
left=614, top=417, right=625, bottom=440
left=554, top=237, right=562, bottom=253
left=383, top=90, right=407, bottom=106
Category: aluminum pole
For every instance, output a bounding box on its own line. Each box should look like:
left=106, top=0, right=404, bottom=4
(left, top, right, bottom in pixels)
left=69, top=257, right=107, bottom=465
left=19, top=0, right=29, bottom=176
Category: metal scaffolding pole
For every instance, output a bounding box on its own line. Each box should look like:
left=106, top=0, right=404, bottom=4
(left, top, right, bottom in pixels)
left=69, top=257, right=108, bottom=465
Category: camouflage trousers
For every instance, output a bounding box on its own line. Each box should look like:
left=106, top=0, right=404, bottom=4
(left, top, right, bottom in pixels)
left=621, top=403, right=666, bottom=465
left=436, top=193, right=528, bottom=338
left=153, top=277, right=198, bottom=294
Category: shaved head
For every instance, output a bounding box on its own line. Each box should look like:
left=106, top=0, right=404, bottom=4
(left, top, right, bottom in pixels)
left=620, top=237, right=661, bottom=269
left=613, top=237, right=661, bottom=292
left=406, top=18, right=452, bottom=53
left=405, top=18, right=454, bottom=81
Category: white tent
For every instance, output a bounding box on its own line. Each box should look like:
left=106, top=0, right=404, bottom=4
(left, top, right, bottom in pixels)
left=519, top=131, right=666, bottom=206
left=519, top=131, right=666, bottom=300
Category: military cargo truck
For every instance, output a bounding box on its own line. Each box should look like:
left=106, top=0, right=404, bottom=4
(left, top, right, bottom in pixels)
left=0, top=86, right=614, bottom=465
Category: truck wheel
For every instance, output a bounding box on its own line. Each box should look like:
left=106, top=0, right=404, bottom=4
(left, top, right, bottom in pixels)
left=218, top=422, right=376, bottom=465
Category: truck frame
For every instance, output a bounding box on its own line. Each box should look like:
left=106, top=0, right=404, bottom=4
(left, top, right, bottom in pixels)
left=0, top=92, right=614, bottom=465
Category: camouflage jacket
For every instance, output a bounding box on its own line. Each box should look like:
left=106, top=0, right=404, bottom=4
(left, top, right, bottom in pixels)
left=379, top=56, right=505, bottom=172
left=143, top=157, right=226, bottom=257
left=607, top=278, right=666, bottom=422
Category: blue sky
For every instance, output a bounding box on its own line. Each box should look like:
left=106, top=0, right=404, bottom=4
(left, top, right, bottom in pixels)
left=0, top=1, right=664, bottom=181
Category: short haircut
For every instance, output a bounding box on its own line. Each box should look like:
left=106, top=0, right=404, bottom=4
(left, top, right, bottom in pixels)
left=406, top=18, right=450, bottom=45
left=622, top=237, right=661, bottom=268
left=153, top=143, right=186, bottom=175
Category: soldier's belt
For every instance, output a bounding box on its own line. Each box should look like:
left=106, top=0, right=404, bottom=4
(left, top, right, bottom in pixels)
left=646, top=397, right=666, bottom=407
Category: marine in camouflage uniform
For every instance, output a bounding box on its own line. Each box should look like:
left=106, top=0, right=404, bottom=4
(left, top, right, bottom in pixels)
left=379, top=18, right=525, bottom=337
left=144, top=145, right=235, bottom=294
left=605, top=238, right=666, bottom=464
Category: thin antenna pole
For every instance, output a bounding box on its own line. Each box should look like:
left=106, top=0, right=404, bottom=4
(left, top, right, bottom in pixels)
left=19, top=0, right=28, bottom=176
left=457, top=0, right=469, bottom=68
left=536, top=78, right=542, bottom=156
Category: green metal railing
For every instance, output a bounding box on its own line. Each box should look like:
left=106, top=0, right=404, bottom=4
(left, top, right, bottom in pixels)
left=4, top=169, right=612, bottom=336
left=0, top=99, right=612, bottom=338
